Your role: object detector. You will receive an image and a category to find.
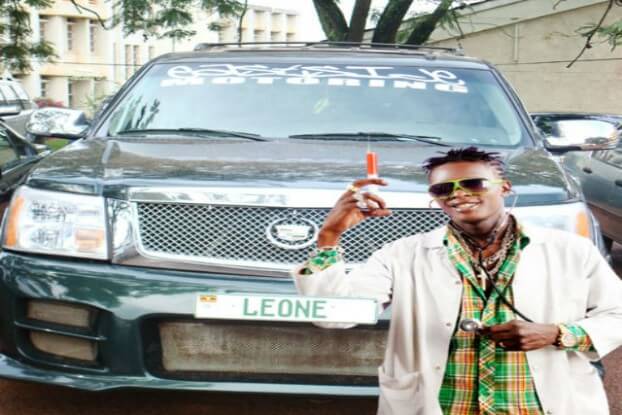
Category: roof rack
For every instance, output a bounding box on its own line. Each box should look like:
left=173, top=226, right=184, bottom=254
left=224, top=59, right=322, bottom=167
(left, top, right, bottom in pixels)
left=193, top=41, right=463, bottom=56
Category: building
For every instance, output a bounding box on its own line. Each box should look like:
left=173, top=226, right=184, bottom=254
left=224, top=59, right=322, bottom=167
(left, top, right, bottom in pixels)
left=15, top=1, right=300, bottom=114
left=155, top=2, right=299, bottom=53
left=424, top=0, right=622, bottom=113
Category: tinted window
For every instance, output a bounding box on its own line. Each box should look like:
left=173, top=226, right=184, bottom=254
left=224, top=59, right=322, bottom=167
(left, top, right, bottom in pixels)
left=103, top=63, right=527, bottom=147
left=0, top=129, right=19, bottom=167
left=595, top=145, right=622, bottom=169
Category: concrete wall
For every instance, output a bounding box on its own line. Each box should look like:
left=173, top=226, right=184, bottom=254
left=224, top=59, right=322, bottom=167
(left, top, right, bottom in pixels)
left=427, top=0, right=622, bottom=113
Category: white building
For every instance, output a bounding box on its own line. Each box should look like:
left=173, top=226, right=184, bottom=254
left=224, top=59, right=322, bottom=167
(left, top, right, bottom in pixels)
left=15, top=1, right=302, bottom=114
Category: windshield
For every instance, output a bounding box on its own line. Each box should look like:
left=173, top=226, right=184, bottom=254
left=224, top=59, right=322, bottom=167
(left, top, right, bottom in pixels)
left=102, top=62, right=527, bottom=146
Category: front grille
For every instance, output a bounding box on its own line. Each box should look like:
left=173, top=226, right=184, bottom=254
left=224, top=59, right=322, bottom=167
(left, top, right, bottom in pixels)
left=136, top=203, right=448, bottom=266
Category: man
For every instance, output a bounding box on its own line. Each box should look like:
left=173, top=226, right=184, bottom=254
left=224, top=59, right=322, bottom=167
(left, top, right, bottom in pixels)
left=293, top=147, right=622, bottom=415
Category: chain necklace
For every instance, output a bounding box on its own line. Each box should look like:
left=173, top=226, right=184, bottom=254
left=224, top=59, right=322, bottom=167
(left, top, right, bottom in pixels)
left=449, top=214, right=518, bottom=292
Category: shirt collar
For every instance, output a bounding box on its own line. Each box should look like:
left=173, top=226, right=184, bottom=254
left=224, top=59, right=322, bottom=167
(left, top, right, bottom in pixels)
left=422, top=216, right=545, bottom=249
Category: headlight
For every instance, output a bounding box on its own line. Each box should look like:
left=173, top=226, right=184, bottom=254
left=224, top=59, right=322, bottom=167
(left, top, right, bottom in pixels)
left=512, top=202, right=591, bottom=239
left=2, top=186, right=108, bottom=259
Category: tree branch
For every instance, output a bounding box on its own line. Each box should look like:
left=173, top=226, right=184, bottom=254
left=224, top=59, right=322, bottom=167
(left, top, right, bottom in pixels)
left=313, top=0, right=349, bottom=41
left=567, top=0, right=615, bottom=68
left=404, top=0, right=452, bottom=45
left=372, top=0, right=413, bottom=44
left=237, top=0, right=248, bottom=45
left=69, top=0, right=111, bottom=29
left=348, top=0, right=372, bottom=42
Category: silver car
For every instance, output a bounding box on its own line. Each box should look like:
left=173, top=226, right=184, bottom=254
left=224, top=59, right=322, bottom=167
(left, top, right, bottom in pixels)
left=532, top=112, right=622, bottom=251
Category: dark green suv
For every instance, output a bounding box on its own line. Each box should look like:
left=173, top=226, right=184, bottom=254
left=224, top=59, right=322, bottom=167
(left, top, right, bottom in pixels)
left=0, top=43, right=616, bottom=394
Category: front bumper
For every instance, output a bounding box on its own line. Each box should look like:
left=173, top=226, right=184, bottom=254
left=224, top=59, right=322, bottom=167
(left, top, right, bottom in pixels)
left=0, top=251, right=384, bottom=396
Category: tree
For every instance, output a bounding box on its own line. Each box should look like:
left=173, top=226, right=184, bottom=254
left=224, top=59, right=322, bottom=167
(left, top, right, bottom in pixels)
left=0, top=0, right=246, bottom=73
left=555, top=0, right=622, bottom=67
left=312, top=0, right=459, bottom=45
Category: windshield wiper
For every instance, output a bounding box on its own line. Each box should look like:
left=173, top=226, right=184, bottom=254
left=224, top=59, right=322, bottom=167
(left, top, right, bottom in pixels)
left=115, top=128, right=267, bottom=141
left=288, top=132, right=450, bottom=146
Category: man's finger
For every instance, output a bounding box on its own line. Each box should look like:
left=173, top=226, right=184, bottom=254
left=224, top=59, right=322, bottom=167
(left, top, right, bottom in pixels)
left=487, top=330, right=520, bottom=341
left=363, top=209, right=392, bottom=217
left=352, top=178, right=388, bottom=188
left=362, top=192, right=387, bottom=209
left=488, top=321, right=518, bottom=333
left=498, top=340, right=521, bottom=351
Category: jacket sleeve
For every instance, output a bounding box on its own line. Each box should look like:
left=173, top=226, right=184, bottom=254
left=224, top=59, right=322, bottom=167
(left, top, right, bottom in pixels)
left=573, top=239, right=622, bottom=360
left=291, top=242, right=396, bottom=324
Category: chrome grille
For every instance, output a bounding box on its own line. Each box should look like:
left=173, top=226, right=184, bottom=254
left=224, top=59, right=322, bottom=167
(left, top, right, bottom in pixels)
left=136, top=202, right=448, bottom=267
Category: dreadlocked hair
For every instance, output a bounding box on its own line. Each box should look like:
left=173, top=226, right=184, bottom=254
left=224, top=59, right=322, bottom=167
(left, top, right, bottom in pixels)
left=421, top=146, right=506, bottom=177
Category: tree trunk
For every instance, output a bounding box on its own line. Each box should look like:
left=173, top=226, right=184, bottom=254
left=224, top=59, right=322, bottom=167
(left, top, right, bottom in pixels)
left=371, top=0, right=414, bottom=44
left=404, top=0, right=453, bottom=45
left=237, top=0, right=248, bottom=45
left=313, top=0, right=349, bottom=41
left=347, top=0, right=372, bottom=42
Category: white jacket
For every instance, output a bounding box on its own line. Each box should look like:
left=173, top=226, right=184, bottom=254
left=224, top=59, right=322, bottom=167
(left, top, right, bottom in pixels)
left=293, top=225, right=622, bottom=415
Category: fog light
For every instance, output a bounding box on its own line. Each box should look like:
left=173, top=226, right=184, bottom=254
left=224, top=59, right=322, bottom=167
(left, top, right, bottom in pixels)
left=27, top=300, right=93, bottom=329
left=30, top=331, right=97, bottom=361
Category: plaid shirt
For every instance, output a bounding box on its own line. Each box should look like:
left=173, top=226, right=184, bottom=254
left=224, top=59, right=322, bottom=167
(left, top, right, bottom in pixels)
left=439, top=224, right=593, bottom=415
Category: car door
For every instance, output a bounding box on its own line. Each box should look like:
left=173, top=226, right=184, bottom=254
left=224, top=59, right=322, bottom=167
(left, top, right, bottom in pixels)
left=589, top=142, right=622, bottom=243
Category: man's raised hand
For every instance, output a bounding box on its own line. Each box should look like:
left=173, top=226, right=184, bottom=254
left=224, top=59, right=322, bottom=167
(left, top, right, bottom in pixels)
left=317, top=178, right=391, bottom=247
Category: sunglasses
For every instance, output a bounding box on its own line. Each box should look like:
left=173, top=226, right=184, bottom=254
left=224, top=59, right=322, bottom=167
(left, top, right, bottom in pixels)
left=428, top=177, right=505, bottom=199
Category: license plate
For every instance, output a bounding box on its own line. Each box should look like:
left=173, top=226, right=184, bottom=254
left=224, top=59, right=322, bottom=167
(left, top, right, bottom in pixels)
left=194, top=294, right=378, bottom=324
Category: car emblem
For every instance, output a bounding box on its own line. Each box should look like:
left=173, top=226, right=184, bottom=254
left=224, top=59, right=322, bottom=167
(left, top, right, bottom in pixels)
left=266, top=217, right=319, bottom=250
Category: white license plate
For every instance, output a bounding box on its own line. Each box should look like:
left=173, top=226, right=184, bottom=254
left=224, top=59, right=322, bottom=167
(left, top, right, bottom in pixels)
left=194, top=294, right=378, bottom=324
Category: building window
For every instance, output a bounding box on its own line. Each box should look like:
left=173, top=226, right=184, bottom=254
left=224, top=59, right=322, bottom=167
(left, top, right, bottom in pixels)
left=89, top=21, right=96, bottom=53
left=67, top=80, right=73, bottom=108
left=40, top=77, right=49, bottom=97
left=39, top=17, right=47, bottom=42
left=125, top=45, right=134, bottom=79
left=287, top=14, right=296, bottom=36
left=133, top=45, right=140, bottom=66
left=67, top=18, right=75, bottom=51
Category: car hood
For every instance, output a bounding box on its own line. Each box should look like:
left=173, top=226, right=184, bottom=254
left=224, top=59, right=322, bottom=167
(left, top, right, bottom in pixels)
left=26, top=138, right=578, bottom=205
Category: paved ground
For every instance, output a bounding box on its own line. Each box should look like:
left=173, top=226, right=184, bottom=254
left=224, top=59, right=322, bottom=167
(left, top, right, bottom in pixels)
left=0, top=244, right=620, bottom=415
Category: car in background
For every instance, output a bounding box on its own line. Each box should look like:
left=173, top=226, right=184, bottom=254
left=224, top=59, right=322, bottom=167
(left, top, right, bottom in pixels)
left=531, top=112, right=622, bottom=251
left=0, top=119, right=48, bottom=220
left=0, top=77, right=38, bottom=138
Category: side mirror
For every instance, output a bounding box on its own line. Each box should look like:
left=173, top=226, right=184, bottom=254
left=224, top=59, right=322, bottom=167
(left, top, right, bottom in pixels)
left=26, top=108, right=90, bottom=140
left=33, top=143, right=52, bottom=157
left=539, top=119, right=620, bottom=152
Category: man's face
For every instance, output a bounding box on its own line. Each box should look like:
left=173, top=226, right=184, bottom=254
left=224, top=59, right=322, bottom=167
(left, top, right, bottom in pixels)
left=428, top=161, right=511, bottom=225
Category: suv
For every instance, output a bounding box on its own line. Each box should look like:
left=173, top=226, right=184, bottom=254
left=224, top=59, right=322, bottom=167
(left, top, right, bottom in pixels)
left=0, top=43, right=614, bottom=394
left=0, top=77, right=37, bottom=137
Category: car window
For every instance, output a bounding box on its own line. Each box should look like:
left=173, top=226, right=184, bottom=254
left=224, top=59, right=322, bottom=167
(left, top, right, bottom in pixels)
left=0, top=128, right=19, bottom=168
left=595, top=147, right=622, bottom=169
left=10, top=83, right=30, bottom=101
left=102, top=63, right=528, bottom=147
left=0, top=85, right=18, bottom=101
